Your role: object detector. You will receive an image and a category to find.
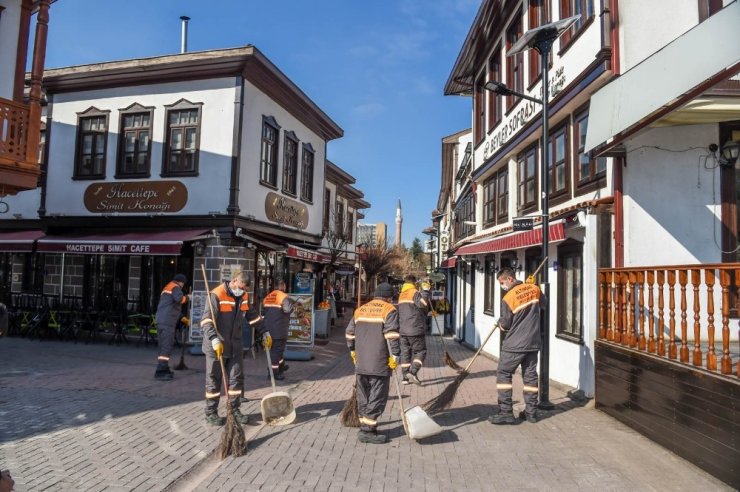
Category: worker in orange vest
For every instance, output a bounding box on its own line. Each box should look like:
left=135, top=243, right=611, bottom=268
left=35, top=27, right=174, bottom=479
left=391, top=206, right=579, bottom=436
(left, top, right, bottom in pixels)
left=262, top=277, right=306, bottom=380
left=154, top=274, right=188, bottom=380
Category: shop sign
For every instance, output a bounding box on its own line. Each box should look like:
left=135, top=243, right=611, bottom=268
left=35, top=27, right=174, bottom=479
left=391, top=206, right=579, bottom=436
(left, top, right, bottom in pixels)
left=265, top=192, right=308, bottom=230
left=287, top=293, right=314, bottom=346
left=512, top=217, right=534, bottom=231
left=286, top=245, right=328, bottom=263
left=84, top=180, right=187, bottom=213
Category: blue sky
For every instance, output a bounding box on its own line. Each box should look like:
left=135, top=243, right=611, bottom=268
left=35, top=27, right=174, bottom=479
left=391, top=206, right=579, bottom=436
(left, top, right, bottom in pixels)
left=43, top=0, right=479, bottom=246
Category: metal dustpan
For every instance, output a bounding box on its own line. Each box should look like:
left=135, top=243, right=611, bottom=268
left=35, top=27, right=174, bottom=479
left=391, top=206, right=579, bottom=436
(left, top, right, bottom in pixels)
left=404, top=405, right=443, bottom=440
left=261, top=342, right=296, bottom=426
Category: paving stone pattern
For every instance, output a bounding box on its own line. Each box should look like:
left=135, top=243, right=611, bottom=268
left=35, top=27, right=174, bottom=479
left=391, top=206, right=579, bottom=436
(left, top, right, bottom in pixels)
left=0, top=315, right=731, bottom=491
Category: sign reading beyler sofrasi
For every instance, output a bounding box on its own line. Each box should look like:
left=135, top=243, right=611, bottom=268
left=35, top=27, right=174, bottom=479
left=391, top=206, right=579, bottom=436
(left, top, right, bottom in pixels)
left=264, top=191, right=308, bottom=229
left=84, top=181, right=187, bottom=213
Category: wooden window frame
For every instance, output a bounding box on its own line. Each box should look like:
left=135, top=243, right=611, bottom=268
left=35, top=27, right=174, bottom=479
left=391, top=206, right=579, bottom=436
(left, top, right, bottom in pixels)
left=496, top=167, right=509, bottom=222
left=506, top=11, right=524, bottom=113
left=300, top=142, right=315, bottom=203
left=574, top=108, right=607, bottom=193
left=259, top=115, right=280, bottom=188
left=73, top=107, right=110, bottom=180
left=487, top=47, right=503, bottom=132
left=483, top=255, right=497, bottom=315
left=547, top=121, right=570, bottom=202
left=474, top=71, right=486, bottom=145
left=559, top=0, right=596, bottom=54
left=323, top=188, right=331, bottom=233
left=346, top=210, right=354, bottom=243
left=162, top=99, right=202, bottom=177
left=518, top=144, right=538, bottom=213
left=483, top=176, right=497, bottom=227
left=556, top=240, right=584, bottom=343
left=282, top=130, right=299, bottom=197
left=698, top=0, right=724, bottom=21
left=116, top=103, right=154, bottom=179
left=335, top=200, right=345, bottom=238
left=528, top=0, right=550, bottom=88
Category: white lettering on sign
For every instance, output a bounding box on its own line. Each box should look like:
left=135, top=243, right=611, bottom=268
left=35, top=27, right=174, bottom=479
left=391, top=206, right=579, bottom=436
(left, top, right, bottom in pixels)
left=63, top=243, right=152, bottom=253
left=130, top=244, right=150, bottom=253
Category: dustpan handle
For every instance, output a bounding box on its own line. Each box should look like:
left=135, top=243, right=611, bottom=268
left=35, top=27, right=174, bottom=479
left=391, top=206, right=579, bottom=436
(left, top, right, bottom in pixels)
left=386, top=338, right=409, bottom=435
left=264, top=337, right=277, bottom=393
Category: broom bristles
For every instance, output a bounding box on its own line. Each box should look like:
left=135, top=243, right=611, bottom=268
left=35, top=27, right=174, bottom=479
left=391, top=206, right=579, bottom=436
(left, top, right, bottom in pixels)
left=174, top=357, right=188, bottom=370
left=218, top=401, right=247, bottom=459
left=443, top=351, right=463, bottom=372
left=339, top=385, right=360, bottom=427
left=422, top=370, right=469, bottom=415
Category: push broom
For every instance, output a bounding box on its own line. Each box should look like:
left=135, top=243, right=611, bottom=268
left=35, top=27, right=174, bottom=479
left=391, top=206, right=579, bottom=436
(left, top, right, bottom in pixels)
left=429, top=306, right=462, bottom=372
left=201, top=265, right=247, bottom=458
left=422, top=323, right=499, bottom=415
left=174, top=287, right=192, bottom=371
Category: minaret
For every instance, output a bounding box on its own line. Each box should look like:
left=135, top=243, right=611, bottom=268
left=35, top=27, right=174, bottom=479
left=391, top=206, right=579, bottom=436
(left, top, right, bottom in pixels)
left=395, top=198, right=402, bottom=247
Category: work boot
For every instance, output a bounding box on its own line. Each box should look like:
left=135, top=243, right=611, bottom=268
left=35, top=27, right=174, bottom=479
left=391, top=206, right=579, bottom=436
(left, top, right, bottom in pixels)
left=407, top=373, right=422, bottom=386
left=268, top=369, right=284, bottom=381
left=358, top=430, right=388, bottom=444
left=239, top=395, right=249, bottom=405
left=205, top=412, right=225, bottom=426
left=154, top=365, right=174, bottom=381
left=402, top=373, right=410, bottom=385
left=488, top=412, right=517, bottom=425
left=521, top=410, right=538, bottom=423
left=232, top=407, right=250, bottom=425
left=279, top=362, right=290, bottom=373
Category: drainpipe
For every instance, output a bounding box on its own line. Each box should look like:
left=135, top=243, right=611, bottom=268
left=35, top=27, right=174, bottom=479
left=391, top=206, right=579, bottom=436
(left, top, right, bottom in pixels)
left=614, top=157, right=624, bottom=267
left=180, top=15, right=190, bottom=53
left=610, top=0, right=620, bottom=75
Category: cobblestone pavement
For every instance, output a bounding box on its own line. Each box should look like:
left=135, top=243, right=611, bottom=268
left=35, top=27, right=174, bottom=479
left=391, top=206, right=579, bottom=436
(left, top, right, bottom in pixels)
left=0, top=315, right=731, bottom=491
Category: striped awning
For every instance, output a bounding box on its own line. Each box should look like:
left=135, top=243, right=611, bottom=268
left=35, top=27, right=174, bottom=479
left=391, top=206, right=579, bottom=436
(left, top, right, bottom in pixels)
left=455, top=222, right=565, bottom=256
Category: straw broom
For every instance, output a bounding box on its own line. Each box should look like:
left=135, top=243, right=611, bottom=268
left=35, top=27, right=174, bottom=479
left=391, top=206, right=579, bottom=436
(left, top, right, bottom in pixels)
left=430, top=309, right=463, bottom=372
left=201, top=265, right=247, bottom=458
left=422, top=324, right=499, bottom=415
left=339, top=378, right=360, bottom=427
left=174, top=288, right=192, bottom=371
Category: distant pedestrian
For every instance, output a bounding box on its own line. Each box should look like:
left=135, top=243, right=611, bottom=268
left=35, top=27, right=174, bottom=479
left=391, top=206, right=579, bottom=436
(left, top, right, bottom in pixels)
left=201, top=270, right=267, bottom=426
left=154, top=274, right=189, bottom=380
left=346, top=282, right=401, bottom=444
left=262, top=277, right=305, bottom=380
left=0, top=466, right=15, bottom=492
left=0, top=303, right=8, bottom=339
left=489, top=267, right=545, bottom=425
left=397, top=274, right=431, bottom=385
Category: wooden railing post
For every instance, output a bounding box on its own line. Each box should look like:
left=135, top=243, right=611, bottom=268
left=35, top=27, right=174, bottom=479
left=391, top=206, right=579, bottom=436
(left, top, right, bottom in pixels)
left=605, top=271, right=613, bottom=341
left=599, top=272, right=607, bottom=339
left=668, top=270, right=677, bottom=360
left=719, top=270, right=731, bottom=375
left=637, top=271, right=646, bottom=351
left=691, top=269, right=702, bottom=367
left=647, top=270, right=655, bottom=353
left=621, top=272, right=629, bottom=345
left=705, top=269, right=717, bottom=371
left=628, top=272, right=637, bottom=348
left=613, top=272, right=622, bottom=344
left=657, top=270, right=666, bottom=357
left=679, top=269, right=689, bottom=363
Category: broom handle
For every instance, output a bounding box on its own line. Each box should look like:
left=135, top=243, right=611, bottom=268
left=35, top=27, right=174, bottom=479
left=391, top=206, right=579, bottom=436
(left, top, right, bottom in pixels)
left=386, top=338, right=409, bottom=435
left=463, top=324, right=500, bottom=373
left=528, top=256, right=549, bottom=281
left=200, top=265, right=232, bottom=401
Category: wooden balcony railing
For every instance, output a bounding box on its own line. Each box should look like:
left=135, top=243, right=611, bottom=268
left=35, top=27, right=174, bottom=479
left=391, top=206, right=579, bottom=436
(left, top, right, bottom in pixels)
left=599, top=264, right=740, bottom=378
left=0, top=96, right=31, bottom=163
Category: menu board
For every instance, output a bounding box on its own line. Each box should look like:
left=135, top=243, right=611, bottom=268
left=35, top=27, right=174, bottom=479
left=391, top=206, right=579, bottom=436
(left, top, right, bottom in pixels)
left=286, top=294, right=314, bottom=347
left=189, top=291, right=208, bottom=342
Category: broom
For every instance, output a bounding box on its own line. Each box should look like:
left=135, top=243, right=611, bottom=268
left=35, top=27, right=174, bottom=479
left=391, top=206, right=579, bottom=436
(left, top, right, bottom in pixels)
left=422, top=323, right=500, bottom=415
left=429, top=308, right=462, bottom=372
left=201, top=265, right=247, bottom=458
left=174, top=287, right=192, bottom=371
left=339, top=377, right=360, bottom=427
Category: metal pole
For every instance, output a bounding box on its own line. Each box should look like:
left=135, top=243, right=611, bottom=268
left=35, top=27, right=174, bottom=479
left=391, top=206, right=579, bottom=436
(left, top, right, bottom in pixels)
left=180, top=16, right=190, bottom=54
left=537, top=40, right=554, bottom=410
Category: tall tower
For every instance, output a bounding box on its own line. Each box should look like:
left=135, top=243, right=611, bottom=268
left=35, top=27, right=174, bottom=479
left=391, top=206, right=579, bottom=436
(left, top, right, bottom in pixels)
left=395, top=198, right=402, bottom=247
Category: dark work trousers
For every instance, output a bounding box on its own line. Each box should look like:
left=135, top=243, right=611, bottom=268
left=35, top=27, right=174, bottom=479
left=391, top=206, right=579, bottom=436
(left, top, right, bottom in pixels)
left=156, top=321, right=176, bottom=362
left=269, top=338, right=288, bottom=373
left=356, top=374, right=390, bottom=432
left=205, top=355, right=244, bottom=414
left=400, top=335, right=427, bottom=376
left=496, top=350, right=539, bottom=416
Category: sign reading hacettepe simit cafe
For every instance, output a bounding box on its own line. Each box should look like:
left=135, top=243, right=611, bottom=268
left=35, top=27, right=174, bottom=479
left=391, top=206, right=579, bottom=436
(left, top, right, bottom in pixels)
left=84, top=181, right=187, bottom=213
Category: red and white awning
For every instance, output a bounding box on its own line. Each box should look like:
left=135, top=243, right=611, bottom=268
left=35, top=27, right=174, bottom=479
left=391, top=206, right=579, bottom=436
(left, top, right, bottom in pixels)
left=454, top=222, right=565, bottom=257
left=0, top=230, right=45, bottom=252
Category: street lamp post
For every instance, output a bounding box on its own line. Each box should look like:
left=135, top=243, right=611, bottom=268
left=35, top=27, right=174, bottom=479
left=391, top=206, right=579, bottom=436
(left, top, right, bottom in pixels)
left=484, top=15, right=579, bottom=410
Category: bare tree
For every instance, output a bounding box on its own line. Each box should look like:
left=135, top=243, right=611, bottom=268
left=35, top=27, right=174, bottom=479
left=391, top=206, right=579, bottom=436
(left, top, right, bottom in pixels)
left=362, top=242, right=399, bottom=293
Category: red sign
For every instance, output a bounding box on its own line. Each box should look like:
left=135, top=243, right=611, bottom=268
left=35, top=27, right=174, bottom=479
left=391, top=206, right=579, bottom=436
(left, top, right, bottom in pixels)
left=286, top=245, right=329, bottom=263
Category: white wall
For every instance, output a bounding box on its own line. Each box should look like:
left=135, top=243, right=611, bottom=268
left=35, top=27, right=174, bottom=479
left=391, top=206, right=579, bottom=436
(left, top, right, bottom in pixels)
left=44, top=77, right=238, bottom=216
left=623, top=124, right=720, bottom=266
left=0, top=0, right=21, bottom=99
left=239, top=79, right=326, bottom=237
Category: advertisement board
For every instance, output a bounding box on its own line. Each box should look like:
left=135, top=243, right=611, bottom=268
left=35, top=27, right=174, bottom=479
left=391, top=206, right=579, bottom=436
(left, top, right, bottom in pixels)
left=189, top=290, right=207, bottom=342
left=286, top=293, right=314, bottom=347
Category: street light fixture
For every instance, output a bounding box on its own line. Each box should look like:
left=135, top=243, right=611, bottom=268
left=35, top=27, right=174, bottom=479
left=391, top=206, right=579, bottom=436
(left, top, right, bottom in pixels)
left=484, top=14, right=579, bottom=410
